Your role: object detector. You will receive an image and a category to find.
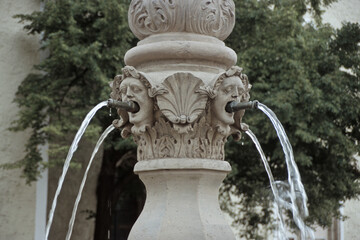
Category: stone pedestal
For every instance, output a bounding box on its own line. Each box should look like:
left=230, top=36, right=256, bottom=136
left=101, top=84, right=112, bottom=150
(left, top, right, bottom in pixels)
left=110, top=0, right=252, bottom=239
left=128, top=159, right=235, bottom=240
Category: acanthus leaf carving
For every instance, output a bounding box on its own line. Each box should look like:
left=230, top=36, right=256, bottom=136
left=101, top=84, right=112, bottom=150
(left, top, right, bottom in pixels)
left=131, top=114, right=228, bottom=161
left=158, top=136, right=176, bottom=158
left=173, top=124, right=193, bottom=134
left=128, top=0, right=235, bottom=40
left=129, top=0, right=184, bottom=40
left=186, top=0, right=235, bottom=40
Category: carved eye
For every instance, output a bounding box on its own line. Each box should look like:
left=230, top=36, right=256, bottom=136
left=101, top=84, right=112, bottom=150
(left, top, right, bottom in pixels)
left=223, top=86, right=234, bottom=94
left=132, top=86, right=142, bottom=94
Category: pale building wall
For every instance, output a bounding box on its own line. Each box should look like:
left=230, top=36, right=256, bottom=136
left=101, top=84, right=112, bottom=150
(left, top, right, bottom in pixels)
left=0, top=0, right=40, bottom=239
left=0, top=1, right=101, bottom=239
left=322, top=0, right=360, bottom=29
left=343, top=197, right=360, bottom=240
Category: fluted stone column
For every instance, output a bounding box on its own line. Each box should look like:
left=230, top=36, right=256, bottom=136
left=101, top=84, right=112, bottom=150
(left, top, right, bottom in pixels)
left=110, top=0, right=252, bottom=239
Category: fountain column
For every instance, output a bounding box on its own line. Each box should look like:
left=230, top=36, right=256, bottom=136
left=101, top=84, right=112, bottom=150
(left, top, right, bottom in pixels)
left=110, top=0, right=252, bottom=239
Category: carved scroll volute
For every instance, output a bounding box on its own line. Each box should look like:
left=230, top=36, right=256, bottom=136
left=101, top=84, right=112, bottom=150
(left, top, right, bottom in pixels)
left=156, top=72, right=208, bottom=133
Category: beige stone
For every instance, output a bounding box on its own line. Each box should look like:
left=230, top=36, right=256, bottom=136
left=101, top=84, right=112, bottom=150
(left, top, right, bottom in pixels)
left=110, top=0, right=250, bottom=239
left=129, top=159, right=235, bottom=240
left=128, top=0, right=235, bottom=41
left=124, top=34, right=237, bottom=71
left=111, top=65, right=251, bottom=161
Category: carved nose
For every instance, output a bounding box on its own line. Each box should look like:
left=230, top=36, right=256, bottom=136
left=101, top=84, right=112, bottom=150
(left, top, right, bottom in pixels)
left=126, top=88, right=134, bottom=98
left=231, top=89, right=239, bottom=98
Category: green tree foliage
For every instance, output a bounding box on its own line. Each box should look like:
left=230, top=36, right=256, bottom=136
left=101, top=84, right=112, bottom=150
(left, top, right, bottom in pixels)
left=7, top=1, right=142, bottom=238
left=7, top=0, right=136, bottom=182
left=222, top=0, right=360, bottom=238
left=7, top=0, right=360, bottom=239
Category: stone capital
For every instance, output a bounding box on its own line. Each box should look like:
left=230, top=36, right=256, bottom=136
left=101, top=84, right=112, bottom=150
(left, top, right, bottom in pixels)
left=111, top=66, right=251, bottom=161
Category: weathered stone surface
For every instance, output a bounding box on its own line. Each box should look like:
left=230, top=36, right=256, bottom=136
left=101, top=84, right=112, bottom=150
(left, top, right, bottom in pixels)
left=110, top=0, right=251, bottom=238
left=129, top=159, right=235, bottom=240
left=124, top=33, right=237, bottom=71
left=128, top=0, right=235, bottom=41
left=111, top=66, right=251, bottom=161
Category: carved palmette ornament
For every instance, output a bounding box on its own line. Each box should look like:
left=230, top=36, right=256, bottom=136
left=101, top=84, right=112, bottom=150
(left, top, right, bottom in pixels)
left=155, top=72, right=208, bottom=133
left=128, top=0, right=235, bottom=41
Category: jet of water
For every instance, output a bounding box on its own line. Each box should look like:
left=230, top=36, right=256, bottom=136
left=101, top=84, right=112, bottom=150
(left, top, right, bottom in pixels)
left=45, top=100, right=108, bottom=240
left=257, top=103, right=314, bottom=240
left=65, top=124, right=115, bottom=240
left=246, top=129, right=287, bottom=240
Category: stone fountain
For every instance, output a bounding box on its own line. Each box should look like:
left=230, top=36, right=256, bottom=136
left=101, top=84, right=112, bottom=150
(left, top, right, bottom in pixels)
left=110, top=0, right=251, bottom=239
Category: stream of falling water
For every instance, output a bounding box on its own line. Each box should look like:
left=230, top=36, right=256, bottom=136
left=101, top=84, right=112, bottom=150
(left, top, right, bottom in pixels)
left=66, top=124, right=115, bottom=240
left=246, top=129, right=287, bottom=240
left=256, top=103, right=314, bottom=240
left=45, top=101, right=108, bottom=240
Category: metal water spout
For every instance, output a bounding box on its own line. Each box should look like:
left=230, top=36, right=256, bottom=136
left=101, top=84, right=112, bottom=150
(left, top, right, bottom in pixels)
left=225, top=100, right=259, bottom=113
left=107, top=99, right=139, bottom=113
